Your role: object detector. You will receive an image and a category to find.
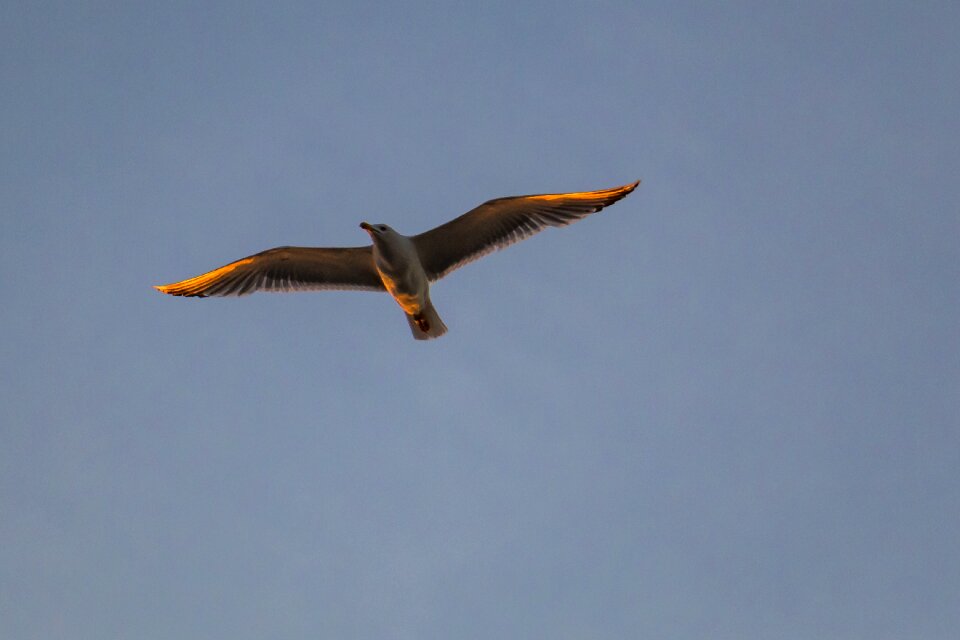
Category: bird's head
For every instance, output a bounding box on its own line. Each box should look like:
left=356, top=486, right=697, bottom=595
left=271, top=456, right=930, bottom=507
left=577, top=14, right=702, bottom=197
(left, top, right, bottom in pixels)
left=360, top=222, right=397, bottom=240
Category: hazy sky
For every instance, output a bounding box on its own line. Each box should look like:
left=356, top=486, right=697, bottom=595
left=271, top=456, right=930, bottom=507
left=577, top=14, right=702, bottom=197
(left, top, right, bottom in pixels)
left=2, top=2, right=958, bottom=638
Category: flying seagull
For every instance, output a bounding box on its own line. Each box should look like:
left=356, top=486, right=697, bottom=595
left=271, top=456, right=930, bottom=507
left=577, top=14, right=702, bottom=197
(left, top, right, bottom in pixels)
left=154, top=180, right=640, bottom=340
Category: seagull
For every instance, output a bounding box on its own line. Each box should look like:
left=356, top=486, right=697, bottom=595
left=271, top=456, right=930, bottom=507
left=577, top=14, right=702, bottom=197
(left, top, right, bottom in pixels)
left=154, top=180, right=640, bottom=340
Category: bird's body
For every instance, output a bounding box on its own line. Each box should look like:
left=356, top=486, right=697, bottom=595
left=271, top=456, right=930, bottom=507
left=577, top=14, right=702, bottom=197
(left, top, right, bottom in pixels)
left=155, top=180, right=640, bottom=340
left=362, top=222, right=447, bottom=338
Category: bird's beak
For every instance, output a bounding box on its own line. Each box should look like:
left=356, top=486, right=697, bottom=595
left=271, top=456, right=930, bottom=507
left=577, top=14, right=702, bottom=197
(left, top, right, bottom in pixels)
left=359, top=222, right=373, bottom=233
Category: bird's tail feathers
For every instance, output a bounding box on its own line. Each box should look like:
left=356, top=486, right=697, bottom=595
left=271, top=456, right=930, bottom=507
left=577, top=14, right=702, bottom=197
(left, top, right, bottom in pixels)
left=407, top=301, right=447, bottom=340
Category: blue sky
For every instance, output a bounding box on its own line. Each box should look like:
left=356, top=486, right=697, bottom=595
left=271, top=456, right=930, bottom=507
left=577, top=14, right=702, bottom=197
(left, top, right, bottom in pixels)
left=2, top=2, right=958, bottom=638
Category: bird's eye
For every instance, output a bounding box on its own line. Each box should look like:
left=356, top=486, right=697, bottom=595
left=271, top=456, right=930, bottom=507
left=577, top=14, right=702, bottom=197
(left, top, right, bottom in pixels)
left=378, top=225, right=386, bottom=231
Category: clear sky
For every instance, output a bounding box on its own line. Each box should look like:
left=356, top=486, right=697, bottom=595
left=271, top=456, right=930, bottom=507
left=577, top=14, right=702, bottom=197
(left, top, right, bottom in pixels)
left=2, top=2, right=958, bottom=638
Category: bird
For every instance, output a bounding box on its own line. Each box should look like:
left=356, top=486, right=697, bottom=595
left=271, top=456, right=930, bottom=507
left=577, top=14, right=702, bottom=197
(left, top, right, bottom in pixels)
left=154, top=180, right=640, bottom=340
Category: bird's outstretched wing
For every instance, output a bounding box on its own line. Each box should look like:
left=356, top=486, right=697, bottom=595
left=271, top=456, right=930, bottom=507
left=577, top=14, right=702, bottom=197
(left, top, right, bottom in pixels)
left=412, top=180, right=640, bottom=281
left=154, top=246, right=384, bottom=297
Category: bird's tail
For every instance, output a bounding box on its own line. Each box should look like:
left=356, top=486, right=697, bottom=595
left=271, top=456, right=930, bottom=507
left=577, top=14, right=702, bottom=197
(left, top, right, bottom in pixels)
left=406, top=300, right=448, bottom=340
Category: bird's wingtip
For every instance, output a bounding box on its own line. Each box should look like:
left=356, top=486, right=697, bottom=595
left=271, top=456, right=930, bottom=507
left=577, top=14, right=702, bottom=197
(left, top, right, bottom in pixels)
left=612, top=179, right=640, bottom=195
left=610, top=179, right=640, bottom=197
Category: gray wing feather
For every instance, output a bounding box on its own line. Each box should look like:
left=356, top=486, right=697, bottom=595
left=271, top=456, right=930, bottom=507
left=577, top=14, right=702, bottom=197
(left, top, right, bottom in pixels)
left=412, top=181, right=640, bottom=281
left=154, top=246, right=384, bottom=297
